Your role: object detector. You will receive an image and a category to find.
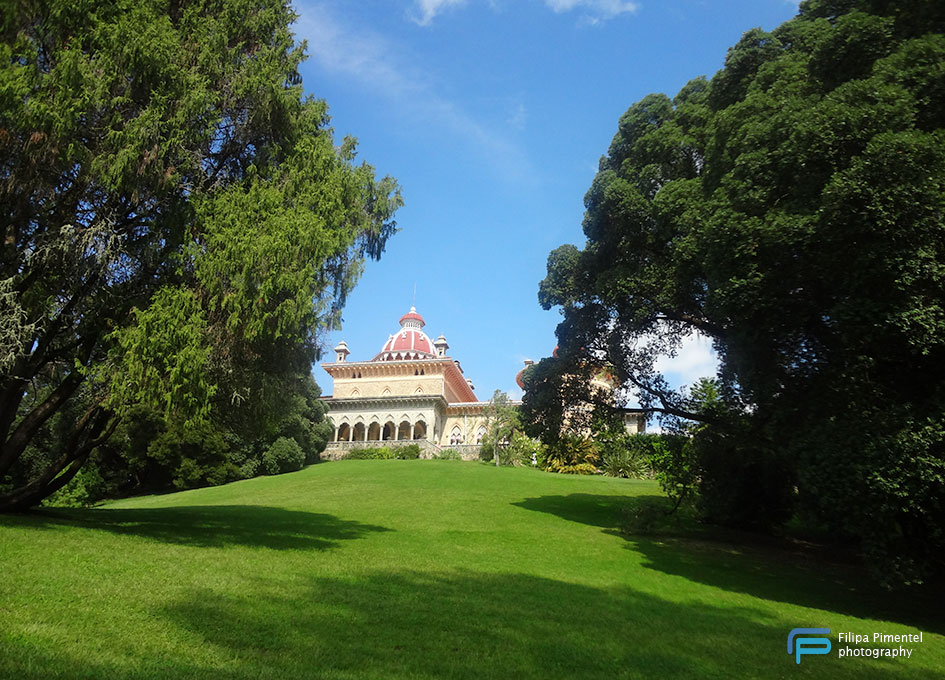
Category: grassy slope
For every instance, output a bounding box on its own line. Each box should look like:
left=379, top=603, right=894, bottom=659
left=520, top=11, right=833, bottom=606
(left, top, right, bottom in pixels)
left=0, top=460, right=942, bottom=679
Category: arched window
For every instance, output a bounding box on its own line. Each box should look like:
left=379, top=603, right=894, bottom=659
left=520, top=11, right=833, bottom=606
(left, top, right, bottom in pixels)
left=476, top=426, right=487, bottom=445
left=353, top=422, right=366, bottom=442
left=413, top=420, right=427, bottom=441
left=337, top=423, right=351, bottom=441
left=450, top=426, right=463, bottom=446
left=367, top=422, right=381, bottom=441
left=398, top=420, right=411, bottom=440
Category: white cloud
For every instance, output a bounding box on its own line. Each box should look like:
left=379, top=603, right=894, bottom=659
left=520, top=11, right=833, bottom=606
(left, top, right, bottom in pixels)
left=411, top=0, right=639, bottom=27
left=654, top=332, right=719, bottom=390
left=544, top=0, right=639, bottom=22
left=294, top=3, right=533, bottom=182
left=410, top=0, right=467, bottom=26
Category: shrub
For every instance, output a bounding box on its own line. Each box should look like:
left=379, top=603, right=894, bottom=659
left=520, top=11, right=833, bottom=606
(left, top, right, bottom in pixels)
left=649, top=434, right=698, bottom=514
left=437, top=448, right=463, bottom=461
left=480, top=433, right=543, bottom=466
left=694, top=427, right=795, bottom=531
left=240, top=458, right=260, bottom=479
left=262, top=437, right=306, bottom=475
left=395, top=444, right=421, bottom=459
left=346, top=447, right=395, bottom=460
left=553, top=462, right=599, bottom=475
left=43, top=465, right=106, bottom=508
left=147, top=424, right=240, bottom=489
left=506, top=432, right=543, bottom=466
left=600, top=447, right=650, bottom=479
left=541, top=435, right=599, bottom=474
left=598, top=433, right=659, bottom=479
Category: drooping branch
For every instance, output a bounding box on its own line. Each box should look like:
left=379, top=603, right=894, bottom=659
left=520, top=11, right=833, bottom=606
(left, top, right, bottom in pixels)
left=622, top=370, right=719, bottom=425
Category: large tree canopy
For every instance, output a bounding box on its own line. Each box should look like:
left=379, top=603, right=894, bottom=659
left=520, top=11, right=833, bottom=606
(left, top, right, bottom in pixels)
left=0, top=0, right=401, bottom=509
left=539, top=0, right=945, bottom=584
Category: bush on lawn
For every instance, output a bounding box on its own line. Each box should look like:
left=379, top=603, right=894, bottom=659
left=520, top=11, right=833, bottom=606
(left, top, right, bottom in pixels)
left=346, top=447, right=395, bottom=460
left=262, top=437, right=306, bottom=475
left=541, top=435, right=600, bottom=474
left=395, top=444, right=421, bottom=459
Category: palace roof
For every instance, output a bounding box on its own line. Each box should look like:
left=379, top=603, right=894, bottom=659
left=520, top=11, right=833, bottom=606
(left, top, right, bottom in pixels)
left=374, top=306, right=436, bottom=361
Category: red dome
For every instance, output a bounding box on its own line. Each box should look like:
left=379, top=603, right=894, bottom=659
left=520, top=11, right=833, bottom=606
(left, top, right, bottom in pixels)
left=399, top=310, right=425, bottom=326
left=382, top=329, right=432, bottom=355
left=373, top=306, right=437, bottom=361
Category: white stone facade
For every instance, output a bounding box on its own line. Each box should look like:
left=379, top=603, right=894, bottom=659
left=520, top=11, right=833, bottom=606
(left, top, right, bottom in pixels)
left=320, top=307, right=646, bottom=460
left=321, top=307, right=493, bottom=455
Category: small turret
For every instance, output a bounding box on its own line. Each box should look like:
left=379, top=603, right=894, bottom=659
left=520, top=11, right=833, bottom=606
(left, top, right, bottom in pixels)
left=433, top=334, right=449, bottom=358
left=334, top=339, right=350, bottom=363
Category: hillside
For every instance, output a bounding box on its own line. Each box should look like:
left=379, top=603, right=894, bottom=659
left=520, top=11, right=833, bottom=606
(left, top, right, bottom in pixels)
left=1, top=461, right=941, bottom=679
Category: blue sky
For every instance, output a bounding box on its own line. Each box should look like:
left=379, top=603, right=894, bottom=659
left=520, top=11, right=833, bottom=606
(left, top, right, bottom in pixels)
left=296, top=0, right=800, bottom=402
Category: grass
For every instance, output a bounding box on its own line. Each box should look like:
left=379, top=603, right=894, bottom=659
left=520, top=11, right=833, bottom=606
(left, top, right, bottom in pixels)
left=0, top=460, right=942, bottom=679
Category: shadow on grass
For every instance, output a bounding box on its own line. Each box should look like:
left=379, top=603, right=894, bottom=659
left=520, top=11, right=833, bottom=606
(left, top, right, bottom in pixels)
left=4, top=570, right=925, bottom=680
left=1, top=505, right=391, bottom=551
left=514, top=494, right=945, bottom=635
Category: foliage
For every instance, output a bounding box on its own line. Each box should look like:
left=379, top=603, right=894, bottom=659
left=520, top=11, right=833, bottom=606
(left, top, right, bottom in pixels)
left=43, top=465, right=107, bottom=508
left=541, top=435, right=600, bottom=475
left=676, top=380, right=796, bottom=530
left=394, top=444, right=421, bottom=460
left=693, top=427, right=796, bottom=531
left=479, top=390, right=522, bottom=466
left=31, top=371, right=330, bottom=505
left=519, top=356, right=616, bottom=448
left=146, top=423, right=241, bottom=490
left=436, top=449, right=464, bottom=461
left=268, top=373, right=332, bottom=465
left=648, top=436, right=698, bottom=514
left=0, top=0, right=401, bottom=510
left=262, top=437, right=306, bottom=476
left=537, top=1, right=945, bottom=584
left=598, top=433, right=657, bottom=479
left=505, top=432, right=544, bottom=467
left=346, top=447, right=396, bottom=460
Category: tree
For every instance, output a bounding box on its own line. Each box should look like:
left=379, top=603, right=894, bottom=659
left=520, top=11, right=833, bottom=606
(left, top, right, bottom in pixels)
left=480, top=390, right=519, bottom=466
left=519, top=354, right=621, bottom=447
left=538, top=1, right=945, bottom=584
left=0, top=0, right=401, bottom=510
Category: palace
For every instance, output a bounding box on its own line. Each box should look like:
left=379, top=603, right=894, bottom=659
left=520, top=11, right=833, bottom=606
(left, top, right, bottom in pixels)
left=320, top=306, right=647, bottom=460
left=320, top=307, right=496, bottom=459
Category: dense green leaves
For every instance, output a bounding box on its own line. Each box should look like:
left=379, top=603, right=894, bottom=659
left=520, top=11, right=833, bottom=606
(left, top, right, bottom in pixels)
left=0, top=0, right=401, bottom=509
left=539, top=2, right=945, bottom=584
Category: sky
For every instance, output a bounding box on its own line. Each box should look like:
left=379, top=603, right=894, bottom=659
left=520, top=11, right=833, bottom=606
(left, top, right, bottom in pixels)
left=296, top=0, right=800, bottom=403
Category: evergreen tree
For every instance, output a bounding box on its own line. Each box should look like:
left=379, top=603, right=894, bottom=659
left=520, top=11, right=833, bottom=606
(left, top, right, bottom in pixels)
left=0, top=0, right=401, bottom=509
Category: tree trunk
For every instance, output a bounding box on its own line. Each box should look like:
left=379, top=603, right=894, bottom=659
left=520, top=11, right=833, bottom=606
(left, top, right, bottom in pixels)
left=0, top=405, right=115, bottom=512
left=0, top=373, right=82, bottom=478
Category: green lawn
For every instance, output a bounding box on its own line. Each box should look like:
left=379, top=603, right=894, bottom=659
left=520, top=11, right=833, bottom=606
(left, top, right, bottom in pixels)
left=1, top=460, right=942, bottom=679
